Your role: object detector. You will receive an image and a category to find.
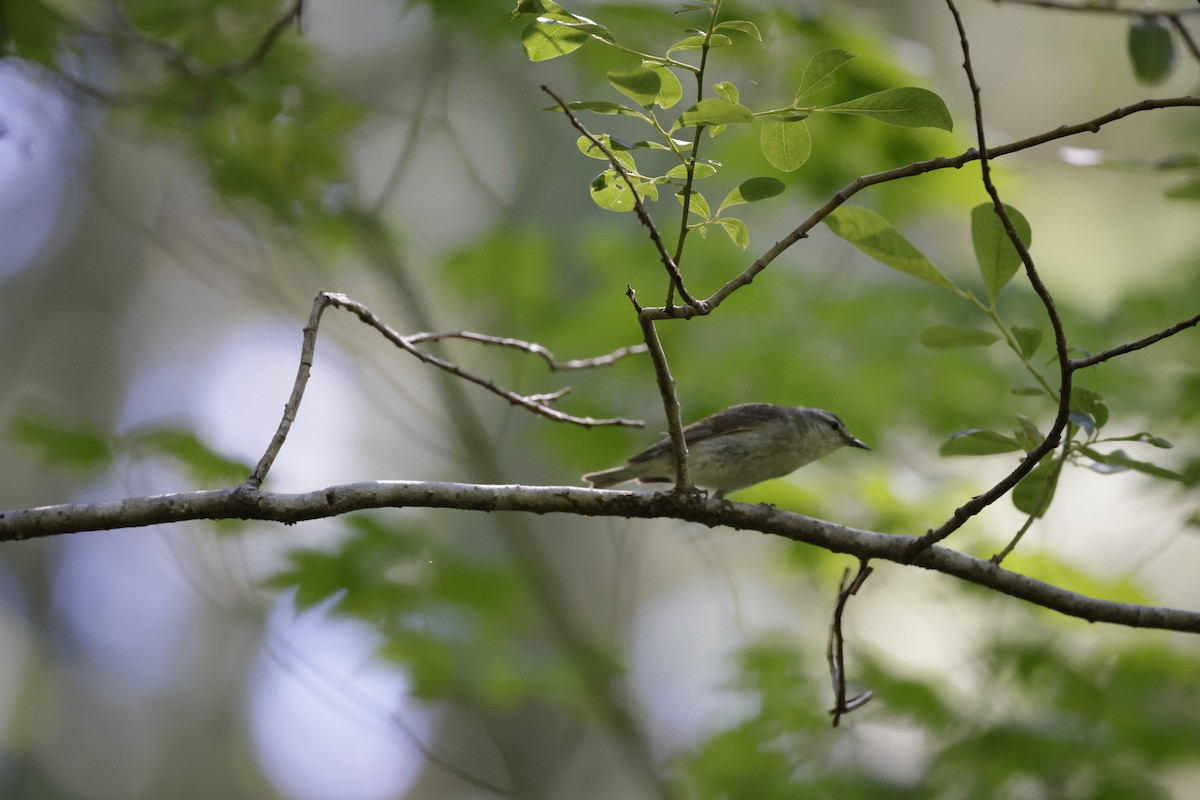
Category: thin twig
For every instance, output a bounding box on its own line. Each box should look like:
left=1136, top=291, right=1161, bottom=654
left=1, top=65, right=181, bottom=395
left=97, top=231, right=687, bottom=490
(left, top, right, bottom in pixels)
left=1070, top=311, right=1200, bottom=369
left=910, top=0, right=1074, bottom=555
left=1166, top=14, right=1200, bottom=62
left=108, top=0, right=304, bottom=81
left=627, top=287, right=691, bottom=491
left=244, top=292, right=645, bottom=488
left=991, top=442, right=1068, bottom=564
left=992, top=0, right=1200, bottom=15
left=406, top=330, right=648, bottom=371
left=827, top=560, right=874, bottom=727
left=634, top=95, right=1200, bottom=321
left=541, top=85, right=703, bottom=310
left=667, top=0, right=723, bottom=309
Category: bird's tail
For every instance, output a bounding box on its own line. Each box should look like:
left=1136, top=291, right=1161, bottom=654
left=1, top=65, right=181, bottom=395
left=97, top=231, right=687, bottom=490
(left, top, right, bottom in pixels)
left=581, top=465, right=641, bottom=489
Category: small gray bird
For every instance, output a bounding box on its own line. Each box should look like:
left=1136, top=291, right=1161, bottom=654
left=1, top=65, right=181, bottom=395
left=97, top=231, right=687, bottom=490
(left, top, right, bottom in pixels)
left=582, top=403, right=870, bottom=498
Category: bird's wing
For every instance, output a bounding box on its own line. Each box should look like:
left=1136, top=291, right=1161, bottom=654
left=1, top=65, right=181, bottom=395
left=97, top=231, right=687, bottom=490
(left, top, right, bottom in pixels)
left=625, top=403, right=777, bottom=464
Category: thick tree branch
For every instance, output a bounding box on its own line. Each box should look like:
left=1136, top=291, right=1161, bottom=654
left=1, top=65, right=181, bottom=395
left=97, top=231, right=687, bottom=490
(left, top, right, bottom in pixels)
left=3, top=482, right=1200, bottom=633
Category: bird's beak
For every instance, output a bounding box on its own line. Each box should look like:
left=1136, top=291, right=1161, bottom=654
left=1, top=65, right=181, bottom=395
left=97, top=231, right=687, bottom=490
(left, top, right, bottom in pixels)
left=847, top=436, right=871, bottom=451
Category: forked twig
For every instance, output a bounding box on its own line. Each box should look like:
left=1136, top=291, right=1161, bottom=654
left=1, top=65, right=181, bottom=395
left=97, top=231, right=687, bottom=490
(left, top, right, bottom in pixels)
left=827, top=560, right=874, bottom=727
left=541, top=85, right=703, bottom=310
left=626, top=287, right=691, bottom=491
left=244, top=291, right=645, bottom=488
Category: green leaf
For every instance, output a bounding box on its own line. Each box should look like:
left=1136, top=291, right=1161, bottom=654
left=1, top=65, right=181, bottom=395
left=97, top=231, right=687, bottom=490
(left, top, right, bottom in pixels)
left=576, top=135, right=636, bottom=171
left=676, top=190, right=711, bottom=219
left=825, top=206, right=958, bottom=291
left=1013, top=459, right=1060, bottom=517
left=1012, top=326, right=1043, bottom=360
left=1071, top=387, right=1109, bottom=430
left=714, top=20, right=761, bottom=40
left=919, top=325, right=1001, bottom=350
left=1081, top=448, right=1188, bottom=483
left=607, top=66, right=661, bottom=108
left=822, top=87, right=953, bottom=131
left=712, top=81, right=739, bottom=104
left=972, top=203, right=1033, bottom=303
left=760, top=118, right=812, bottom=172
left=1128, top=15, right=1175, bottom=85
left=551, top=100, right=649, bottom=119
left=521, top=14, right=590, bottom=61
left=643, top=63, right=683, bottom=108
left=665, top=163, right=716, bottom=180
left=717, top=218, right=750, bottom=249
left=1014, top=414, right=1043, bottom=451
left=1104, top=432, right=1174, bottom=449
left=10, top=412, right=113, bottom=474
left=1013, top=386, right=1048, bottom=397
left=1165, top=178, right=1200, bottom=201
left=508, top=0, right=562, bottom=21
left=267, top=515, right=426, bottom=615
left=667, top=33, right=732, bottom=53
left=940, top=429, right=1024, bottom=456
left=132, top=428, right=252, bottom=486
left=590, top=170, right=640, bottom=212
left=676, top=98, right=754, bottom=128
left=795, top=48, right=857, bottom=101
left=717, top=177, right=784, bottom=212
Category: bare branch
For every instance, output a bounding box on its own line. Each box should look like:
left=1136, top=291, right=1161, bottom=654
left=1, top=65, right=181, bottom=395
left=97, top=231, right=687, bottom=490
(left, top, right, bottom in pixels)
left=245, top=292, right=645, bottom=489
left=827, top=561, right=874, bottom=727
left=627, top=287, right=691, bottom=491
left=5, top=482, right=1200, bottom=633
left=1071, top=311, right=1200, bottom=369
left=541, top=85, right=704, bottom=310
left=992, top=0, right=1200, bottom=15
left=406, top=330, right=649, bottom=371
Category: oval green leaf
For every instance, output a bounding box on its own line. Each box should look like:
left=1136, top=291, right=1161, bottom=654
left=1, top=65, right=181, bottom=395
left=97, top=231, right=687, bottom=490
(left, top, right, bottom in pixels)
left=713, top=80, right=739, bottom=104
left=718, top=218, right=750, bottom=249
left=676, top=98, right=754, bottom=128
left=718, top=177, right=784, bottom=212
left=1011, top=326, right=1043, bottom=360
left=521, top=16, right=589, bottom=61
left=590, top=170, right=637, bottom=212
left=1128, top=15, right=1175, bottom=85
left=919, top=325, right=1000, bottom=350
left=643, top=63, right=683, bottom=109
left=823, top=87, right=953, bottom=131
left=1013, top=459, right=1060, bottom=517
left=665, top=163, right=717, bottom=180
left=760, top=118, right=812, bottom=172
left=607, top=66, right=661, bottom=108
left=940, top=429, right=1023, bottom=456
left=972, top=203, right=1032, bottom=303
left=668, top=33, right=732, bottom=53
left=795, top=48, right=857, bottom=101
left=825, top=206, right=958, bottom=291
left=714, top=20, right=762, bottom=40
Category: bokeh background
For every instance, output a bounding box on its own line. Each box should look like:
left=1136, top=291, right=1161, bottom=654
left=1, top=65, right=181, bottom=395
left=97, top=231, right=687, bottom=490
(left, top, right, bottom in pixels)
left=1, top=0, right=1199, bottom=797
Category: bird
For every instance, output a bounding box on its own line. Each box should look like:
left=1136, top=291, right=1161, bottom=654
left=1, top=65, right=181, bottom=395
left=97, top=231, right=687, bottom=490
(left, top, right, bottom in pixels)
left=582, top=402, right=870, bottom=498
